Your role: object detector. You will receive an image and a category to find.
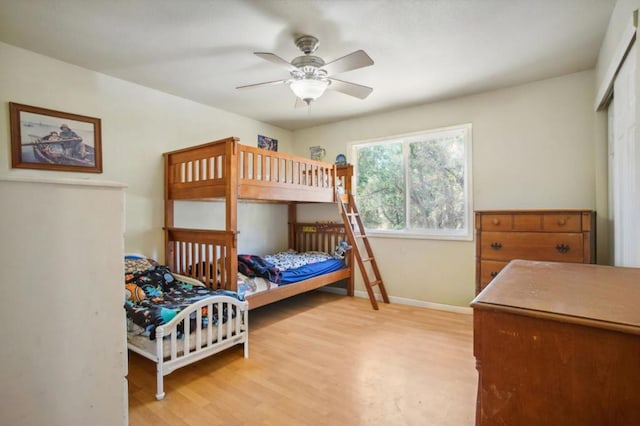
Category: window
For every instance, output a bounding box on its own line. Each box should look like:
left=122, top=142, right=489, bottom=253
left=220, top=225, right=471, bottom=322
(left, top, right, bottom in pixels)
left=351, top=124, right=472, bottom=240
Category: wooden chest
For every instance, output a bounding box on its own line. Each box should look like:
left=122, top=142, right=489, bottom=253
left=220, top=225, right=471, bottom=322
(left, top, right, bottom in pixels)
left=471, top=260, right=640, bottom=425
left=475, top=209, right=595, bottom=294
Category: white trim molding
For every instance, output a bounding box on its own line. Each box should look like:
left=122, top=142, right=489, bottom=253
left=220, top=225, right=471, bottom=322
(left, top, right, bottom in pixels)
left=320, top=287, right=473, bottom=315
left=0, top=176, right=127, bottom=188
left=595, top=10, right=638, bottom=111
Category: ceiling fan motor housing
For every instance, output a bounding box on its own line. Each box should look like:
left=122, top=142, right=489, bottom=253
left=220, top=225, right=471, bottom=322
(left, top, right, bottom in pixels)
left=291, top=55, right=327, bottom=80
left=295, top=35, right=320, bottom=54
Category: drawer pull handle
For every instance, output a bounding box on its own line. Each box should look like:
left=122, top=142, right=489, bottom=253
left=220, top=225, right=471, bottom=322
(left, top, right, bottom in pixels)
left=490, top=242, right=502, bottom=249
left=490, top=271, right=499, bottom=278
left=556, top=243, right=570, bottom=253
left=558, top=218, right=566, bottom=226
left=492, top=218, right=500, bottom=225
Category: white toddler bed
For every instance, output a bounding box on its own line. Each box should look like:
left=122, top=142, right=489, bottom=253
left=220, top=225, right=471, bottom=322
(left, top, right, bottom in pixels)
left=125, top=255, right=248, bottom=400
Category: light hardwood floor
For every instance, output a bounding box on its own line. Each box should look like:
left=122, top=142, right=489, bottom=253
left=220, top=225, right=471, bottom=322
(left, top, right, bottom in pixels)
left=128, top=291, right=477, bottom=425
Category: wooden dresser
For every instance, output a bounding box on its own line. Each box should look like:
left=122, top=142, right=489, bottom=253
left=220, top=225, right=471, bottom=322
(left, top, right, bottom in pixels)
left=471, top=260, right=640, bottom=426
left=475, top=209, right=595, bottom=294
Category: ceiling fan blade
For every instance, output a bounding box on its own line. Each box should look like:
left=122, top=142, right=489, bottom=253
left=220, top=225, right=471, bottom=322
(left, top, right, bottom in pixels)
left=254, top=52, right=296, bottom=71
left=236, top=79, right=288, bottom=90
left=321, top=50, right=374, bottom=76
left=328, top=78, right=373, bottom=99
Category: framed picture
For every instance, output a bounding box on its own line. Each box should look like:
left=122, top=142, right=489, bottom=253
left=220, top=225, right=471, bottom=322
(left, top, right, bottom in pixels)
left=9, top=102, right=102, bottom=173
left=257, top=134, right=278, bottom=152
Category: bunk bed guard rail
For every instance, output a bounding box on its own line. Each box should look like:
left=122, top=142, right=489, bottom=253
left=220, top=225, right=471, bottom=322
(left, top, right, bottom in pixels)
left=164, top=137, right=337, bottom=202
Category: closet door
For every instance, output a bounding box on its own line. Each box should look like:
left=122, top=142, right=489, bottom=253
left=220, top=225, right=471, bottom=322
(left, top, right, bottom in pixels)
left=609, top=43, right=640, bottom=267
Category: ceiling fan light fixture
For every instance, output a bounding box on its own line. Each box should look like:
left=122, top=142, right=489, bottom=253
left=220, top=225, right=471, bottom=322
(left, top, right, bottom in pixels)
left=289, top=78, right=330, bottom=103
left=237, top=35, right=374, bottom=107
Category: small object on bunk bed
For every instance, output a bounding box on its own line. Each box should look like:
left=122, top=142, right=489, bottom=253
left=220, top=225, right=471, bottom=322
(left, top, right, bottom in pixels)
left=333, top=241, right=352, bottom=259
left=123, top=254, right=249, bottom=400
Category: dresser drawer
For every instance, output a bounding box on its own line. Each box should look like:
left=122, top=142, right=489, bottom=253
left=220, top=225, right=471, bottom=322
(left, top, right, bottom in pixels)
left=542, top=214, right=582, bottom=232
left=480, top=231, right=585, bottom=262
left=479, top=260, right=509, bottom=291
left=480, top=214, right=513, bottom=231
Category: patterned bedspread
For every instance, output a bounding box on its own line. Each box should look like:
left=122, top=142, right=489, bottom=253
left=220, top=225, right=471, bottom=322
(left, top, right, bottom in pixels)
left=124, top=259, right=242, bottom=340
left=264, top=250, right=334, bottom=270
left=238, top=250, right=345, bottom=285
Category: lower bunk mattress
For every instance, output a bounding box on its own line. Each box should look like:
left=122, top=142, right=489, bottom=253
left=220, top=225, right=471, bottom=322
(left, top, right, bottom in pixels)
left=237, top=249, right=346, bottom=297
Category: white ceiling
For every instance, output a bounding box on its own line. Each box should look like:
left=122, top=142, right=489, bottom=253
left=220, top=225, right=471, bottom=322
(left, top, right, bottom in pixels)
left=0, top=0, right=615, bottom=130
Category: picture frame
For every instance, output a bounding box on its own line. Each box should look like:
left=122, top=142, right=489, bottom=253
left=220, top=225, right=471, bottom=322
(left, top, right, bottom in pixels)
left=9, top=102, right=102, bottom=173
left=257, top=134, right=278, bottom=152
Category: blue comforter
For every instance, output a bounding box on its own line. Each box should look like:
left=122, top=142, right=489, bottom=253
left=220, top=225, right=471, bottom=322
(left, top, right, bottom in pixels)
left=238, top=253, right=346, bottom=285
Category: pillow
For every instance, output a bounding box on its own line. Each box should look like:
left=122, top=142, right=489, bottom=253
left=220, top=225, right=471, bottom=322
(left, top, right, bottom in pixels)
left=124, top=254, right=158, bottom=274
left=263, top=250, right=333, bottom=271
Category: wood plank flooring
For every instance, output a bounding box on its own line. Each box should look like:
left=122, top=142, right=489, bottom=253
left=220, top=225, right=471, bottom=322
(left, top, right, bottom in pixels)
left=128, top=291, right=477, bottom=425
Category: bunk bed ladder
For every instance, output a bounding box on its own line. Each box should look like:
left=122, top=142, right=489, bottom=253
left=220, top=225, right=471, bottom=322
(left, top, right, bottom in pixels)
left=338, top=192, right=390, bottom=310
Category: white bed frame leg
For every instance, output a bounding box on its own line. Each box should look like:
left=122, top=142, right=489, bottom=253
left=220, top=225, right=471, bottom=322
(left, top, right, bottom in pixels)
left=156, top=356, right=165, bottom=400
left=243, top=313, right=249, bottom=358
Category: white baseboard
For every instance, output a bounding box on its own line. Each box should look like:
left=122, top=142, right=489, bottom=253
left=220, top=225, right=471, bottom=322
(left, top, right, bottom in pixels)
left=319, top=287, right=473, bottom=315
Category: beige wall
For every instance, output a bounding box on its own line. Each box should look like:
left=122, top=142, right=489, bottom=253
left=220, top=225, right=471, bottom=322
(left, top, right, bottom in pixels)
left=0, top=42, right=292, bottom=258
left=294, top=71, right=601, bottom=306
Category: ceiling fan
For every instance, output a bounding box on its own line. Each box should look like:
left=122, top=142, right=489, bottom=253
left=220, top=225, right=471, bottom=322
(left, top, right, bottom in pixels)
left=236, top=35, right=374, bottom=106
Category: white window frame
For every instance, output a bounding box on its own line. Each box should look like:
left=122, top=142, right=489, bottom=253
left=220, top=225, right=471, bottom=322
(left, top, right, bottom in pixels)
left=349, top=123, right=473, bottom=241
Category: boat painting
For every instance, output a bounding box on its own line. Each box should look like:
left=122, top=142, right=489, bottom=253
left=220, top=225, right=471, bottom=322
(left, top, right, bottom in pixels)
left=25, top=135, right=95, bottom=167
left=10, top=102, right=102, bottom=173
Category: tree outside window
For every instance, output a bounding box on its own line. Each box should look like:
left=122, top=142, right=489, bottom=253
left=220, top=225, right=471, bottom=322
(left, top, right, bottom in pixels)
left=352, top=124, right=472, bottom=240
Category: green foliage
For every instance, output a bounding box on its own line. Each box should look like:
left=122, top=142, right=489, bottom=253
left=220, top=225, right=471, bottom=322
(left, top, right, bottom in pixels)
left=408, top=135, right=465, bottom=230
left=356, top=131, right=466, bottom=232
left=356, top=143, right=405, bottom=230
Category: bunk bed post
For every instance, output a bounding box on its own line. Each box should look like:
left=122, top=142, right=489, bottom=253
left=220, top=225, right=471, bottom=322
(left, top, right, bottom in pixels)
left=226, top=138, right=239, bottom=291
left=163, top=152, right=175, bottom=271
left=288, top=203, right=297, bottom=249
left=344, top=165, right=355, bottom=296
left=346, top=244, right=355, bottom=296
left=336, top=164, right=355, bottom=296
left=336, top=164, right=353, bottom=196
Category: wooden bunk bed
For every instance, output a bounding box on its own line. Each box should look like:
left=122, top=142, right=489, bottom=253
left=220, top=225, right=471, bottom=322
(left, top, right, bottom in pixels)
left=163, top=136, right=354, bottom=309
